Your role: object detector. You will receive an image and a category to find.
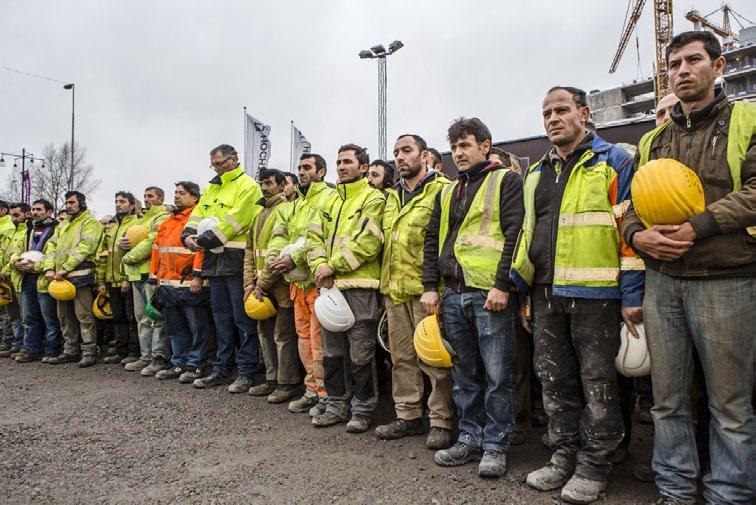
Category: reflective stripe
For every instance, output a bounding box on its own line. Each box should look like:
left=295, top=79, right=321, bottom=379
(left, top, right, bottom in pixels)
left=271, top=226, right=287, bottom=236
left=334, top=278, right=379, bottom=289
left=559, top=212, right=615, bottom=227
left=212, top=227, right=229, bottom=244
left=364, top=219, right=384, bottom=242
left=457, top=235, right=504, bottom=251
left=255, top=248, right=268, bottom=257
left=554, top=266, right=619, bottom=282
left=309, top=223, right=323, bottom=236
left=224, top=241, right=246, bottom=249
left=479, top=170, right=504, bottom=234
left=157, top=279, right=208, bottom=288
left=612, top=201, right=630, bottom=219
left=620, top=256, right=645, bottom=271
left=158, top=246, right=193, bottom=255
left=80, top=233, right=98, bottom=241
left=307, top=246, right=326, bottom=261
left=69, top=251, right=85, bottom=261
left=224, top=214, right=243, bottom=234
left=342, top=248, right=361, bottom=270
left=67, top=268, right=92, bottom=278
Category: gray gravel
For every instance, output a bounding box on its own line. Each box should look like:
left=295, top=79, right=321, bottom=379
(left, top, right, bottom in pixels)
left=0, top=359, right=658, bottom=504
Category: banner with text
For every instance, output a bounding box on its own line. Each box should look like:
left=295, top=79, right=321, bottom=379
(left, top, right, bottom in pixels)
left=290, top=123, right=311, bottom=172
left=244, top=113, right=272, bottom=177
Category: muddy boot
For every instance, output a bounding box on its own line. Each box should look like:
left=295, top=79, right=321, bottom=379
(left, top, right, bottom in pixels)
left=48, top=353, right=80, bottom=365
left=526, top=464, right=571, bottom=491
left=227, top=375, right=253, bottom=393
left=179, top=367, right=205, bottom=384
left=426, top=427, right=454, bottom=450
left=560, top=475, right=606, bottom=504
left=14, top=351, right=42, bottom=363
left=156, top=366, right=185, bottom=380
left=120, top=356, right=139, bottom=365
left=346, top=414, right=371, bottom=434
left=124, top=358, right=150, bottom=371
left=141, top=357, right=169, bottom=377
left=434, top=442, right=482, bottom=467
left=312, top=410, right=348, bottom=428
left=478, top=450, right=507, bottom=478
left=308, top=402, right=327, bottom=417
left=77, top=355, right=97, bottom=368
left=288, top=394, right=318, bottom=413
left=102, top=354, right=123, bottom=364
left=248, top=380, right=277, bottom=397
left=375, top=418, right=425, bottom=440
left=266, top=385, right=298, bottom=404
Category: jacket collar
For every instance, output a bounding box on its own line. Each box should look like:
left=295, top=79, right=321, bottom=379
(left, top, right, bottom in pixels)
left=142, top=204, right=166, bottom=219
left=396, top=168, right=439, bottom=193
left=173, top=205, right=195, bottom=217
left=303, top=181, right=328, bottom=201
left=258, top=192, right=287, bottom=208
left=337, top=177, right=369, bottom=200
left=209, top=165, right=246, bottom=185
left=670, top=86, right=727, bottom=130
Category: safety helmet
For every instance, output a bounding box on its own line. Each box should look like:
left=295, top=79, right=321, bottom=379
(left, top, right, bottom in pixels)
left=632, top=158, right=705, bottom=228
left=279, top=242, right=309, bottom=282
left=413, top=315, right=453, bottom=368
left=244, top=294, right=277, bottom=320
left=0, top=281, right=13, bottom=306
left=377, top=310, right=389, bottom=353
left=314, top=286, right=355, bottom=333
left=20, top=250, right=45, bottom=264
left=144, top=290, right=164, bottom=321
left=48, top=279, right=77, bottom=301
left=615, top=323, right=651, bottom=377
left=92, top=291, right=113, bottom=320
left=125, top=225, right=150, bottom=247
left=197, top=217, right=224, bottom=253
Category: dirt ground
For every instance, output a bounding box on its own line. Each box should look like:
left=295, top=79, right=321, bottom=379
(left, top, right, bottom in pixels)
left=0, top=359, right=659, bottom=504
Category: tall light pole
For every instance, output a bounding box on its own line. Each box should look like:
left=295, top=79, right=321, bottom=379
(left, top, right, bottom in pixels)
left=63, top=83, right=75, bottom=190
left=359, top=40, right=403, bottom=161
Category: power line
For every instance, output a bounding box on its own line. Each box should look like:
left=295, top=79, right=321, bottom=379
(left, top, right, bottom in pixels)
left=0, top=65, right=69, bottom=84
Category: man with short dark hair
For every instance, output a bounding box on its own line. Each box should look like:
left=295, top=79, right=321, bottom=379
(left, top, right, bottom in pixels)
left=423, top=117, right=524, bottom=478
left=427, top=148, right=444, bottom=171
left=367, top=160, right=395, bottom=194
left=283, top=172, right=299, bottom=202
left=624, top=31, right=755, bottom=505
left=0, top=203, right=32, bottom=358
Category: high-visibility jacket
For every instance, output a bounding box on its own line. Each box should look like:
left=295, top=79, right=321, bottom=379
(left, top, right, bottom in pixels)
left=511, top=135, right=643, bottom=306
left=122, top=205, right=168, bottom=281
left=0, top=215, right=17, bottom=272
left=380, top=173, right=450, bottom=304
left=3, top=222, right=28, bottom=286
left=266, top=181, right=337, bottom=288
left=6, top=220, right=56, bottom=293
left=439, top=169, right=509, bottom=291
left=42, top=210, right=104, bottom=287
left=182, top=165, right=262, bottom=277
left=96, top=214, right=137, bottom=286
left=307, top=178, right=385, bottom=290
left=149, top=205, right=204, bottom=287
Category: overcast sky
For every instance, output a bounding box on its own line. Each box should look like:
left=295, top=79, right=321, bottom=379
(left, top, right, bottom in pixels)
left=1, top=0, right=751, bottom=216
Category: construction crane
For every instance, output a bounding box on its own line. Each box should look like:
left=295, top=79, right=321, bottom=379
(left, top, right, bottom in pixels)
left=609, top=0, right=674, bottom=101
left=685, top=5, right=744, bottom=50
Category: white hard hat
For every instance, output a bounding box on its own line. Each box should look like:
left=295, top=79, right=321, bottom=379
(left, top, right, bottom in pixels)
left=20, top=251, right=45, bottom=264
left=615, top=323, right=651, bottom=377
left=197, top=217, right=223, bottom=254
left=279, top=242, right=309, bottom=282
left=314, top=286, right=355, bottom=333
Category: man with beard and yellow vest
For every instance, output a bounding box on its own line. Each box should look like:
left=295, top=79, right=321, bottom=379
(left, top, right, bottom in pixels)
left=267, top=153, right=336, bottom=415
left=122, top=187, right=169, bottom=376
left=182, top=144, right=263, bottom=393
left=306, top=143, right=385, bottom=433
left=0, top=202, right=29, bottom=358
left=422, top=118, right=524, bottom=479
left=243, top=168, right=299, bottom=403
left=44, top=191, right=104, bottom=367
left=511, top=87, right=641, bottom=504
left=374, top=133, right=455, bottom=451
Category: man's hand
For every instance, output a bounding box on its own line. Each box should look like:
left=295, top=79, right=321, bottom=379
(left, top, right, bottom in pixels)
left=664, top=222, right=697, bottom=243
left=483, top=287, right=510, bottom=312
left=121, top=280, right=131, bottom=293
left=184, top=234, right=200, bottom=252
left=44, top=270, right=55, bottom=281
left=252, top=285, right=266, bottom=302
left=519, top=296, right=533, bottom=333
left=243, top=283, right=255, bottom=300
left=314, top=264, right=334, bottom=289
left=14, top=259, right=32, bottom=273
left=632, top=225, right=693, bottom=261
left=270, top=254, right=295, bottom=274
left=54, top=270, right=67, bottom=281
left=621, top=306, right=643, bottom=338
left=189, top=277, right=202, bottom=294
left=420, top=291, right=441, bottom=315
left=119, top=237, right=132, bottom=250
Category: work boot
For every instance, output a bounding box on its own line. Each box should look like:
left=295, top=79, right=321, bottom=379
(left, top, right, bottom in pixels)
left=434, top=442, right=483, bottom=467
left=478, top=450, right=507, bottom=478
left=10, top=350, right=23, bottom=359
left=346, top=414, right=372, bottom=434
left=227, top=375, right=254, bottom=393
left=560, top=475, right=606, bottom=504
left=41, top=356, right=54, bottom=363
left=266, top=385, right=298, bottom=404
left=120, top=356, right=139, bottom=365
left=288, top=394, right=318, bottom=413
left=312, top=410, right=348, bottom=428
left=509, top=430, right=526, bottom=446
left=48, top=353, right=80, bottom=364
left=141, top=357, right=170, bottom=377
left=526, top=463, right=572, bottom=491
left=309, top=402, right=326, bottom=417
left=14, top=351, right=42, bottom=363
left=426, top=427, right=454, bottom=450
left=102, top=354, right=124, bottom=364
left=193, top=372, right=231, bottom=389
left=0, top=347, right=20, bottom=358
left=375, top=418, right=425, bottom=440
left=124, top=358, right=150, bottom=371
left=179, top=367, right=205, bottom=384
left=248, top=380, right=277, bottom=397
left=653, top=496, right=686, bottom=504
left=77, top=355, right=97, bottom=368
left=156, top=366, right=185, bottom=380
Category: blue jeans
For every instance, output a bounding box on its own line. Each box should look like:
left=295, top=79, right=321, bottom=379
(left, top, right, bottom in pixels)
left=441, top=289, right=516, bottom=452
left=644, top=269, right=755, bottom=505
left=209, top=275, right=259, bottom=377
left=163, top=302, right=212, bottom=369
left=21, top=275, right=62, bottom=356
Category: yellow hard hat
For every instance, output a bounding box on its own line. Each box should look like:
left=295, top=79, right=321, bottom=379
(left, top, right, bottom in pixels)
left=48, top=279, right=77, bottom=301
left=413, top=315, right=453, bottom=368
left=125, top=225, right=150, bottom=247
left=93, top=291, right=113, bottom=320
left=631, top=158, right=705, bottom=228
left=244, top=294, right=277, bottom=320
left=0, top=281, right=13, bottom=306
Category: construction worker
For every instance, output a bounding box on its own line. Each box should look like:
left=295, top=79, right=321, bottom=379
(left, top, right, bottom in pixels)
left=96, top=191, right=140, bottom=365
left=267, top=153, right=336, bottom=414
left=243, top=168, right=299, bottom=403
left=0, top=203, right=31, bottom=359
left=44, top=191, right=104, bottom=367
left=623, top=31, right=755, bottom=505
left=510, top=87, right=640, bottom=504
left=282, top=172, right=299, bottom=202
left=427, top=148, right=444, bottom=171
left=149, top=181, right=212, bottom=382
left=306, top=143, right=385, bottom=433
left=367, top=160, right=395, bottom=195
left=182, top=144, right=263, bottom=393
left=0, top=200, right=17, bottom=356
left=422, top=117, right=524, bottom=479
left=122, top=187, right=169, bottom=376
left=375, top=134, right=454, bottom=450
left=8, top=199, right=61, bottom=363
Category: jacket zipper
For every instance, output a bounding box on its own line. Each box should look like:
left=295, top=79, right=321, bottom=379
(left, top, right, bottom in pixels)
left=329, top=186, right=346, bottom=253
left=109, top=218, right=125, bottom=281
left=549, top=161, right=562, bottom=280
left=453, top=180, right=469, bottom=291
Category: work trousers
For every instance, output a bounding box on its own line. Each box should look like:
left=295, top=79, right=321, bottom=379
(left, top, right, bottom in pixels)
left=644, top=269, right=754, bottom=505
left=258, top=306, right=299, bottom=385
left=386, top=298, right=454, bottom=429
left=132, top=281, right=169, bottom=360
left=209, top=275, right=259, bottom=377
left=58, top=286, right=97, bottom=357
left=108, top=285, right=139, bottom=358
left=2, top=288, right=23, bottom=350
left=20, top=275, right=61, bottom=357
left=292, top=285, right=325, bottom=397
left=532, top=285, right=624, bottom=481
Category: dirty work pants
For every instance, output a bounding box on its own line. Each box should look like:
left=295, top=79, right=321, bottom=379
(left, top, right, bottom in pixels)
left=386, top=298, right=454, bottom=429
left=292, top=285, right=325, bottom=397
left=108, top=285, right=139, bottom=358
left=57, top=286, right=97, bottom=357
left=322, top=289, right=380, bottom=418
left=514, top=297, right=533, bottom=437
left=209, top=275, right=259, bottom=377
left=132, top=281, right=169, bottom=360
left=2, top=288, right=23, bottom=350
left=258, top=306, right=299, bottom=385
left=644, top=270, right=754, bottom=505
left=532, top=285, right=623, bottom=481
left=21, top=275, right=61, bottom=357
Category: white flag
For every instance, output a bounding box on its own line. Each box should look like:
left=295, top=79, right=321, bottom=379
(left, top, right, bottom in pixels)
left=290, top=123, right=312, bottom=172
left=244, top=113, right=272, bottom=177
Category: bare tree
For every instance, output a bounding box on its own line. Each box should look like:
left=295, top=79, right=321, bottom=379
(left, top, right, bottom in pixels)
left=34, top=142, right=100, bottom=211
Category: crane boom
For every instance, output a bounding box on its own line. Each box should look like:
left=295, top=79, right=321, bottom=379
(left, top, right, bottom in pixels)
left=653, top=0, right=674, bottom=99
left=609, top=0, right=647, bottom=73
left=685, top=9, right=736, bottom=38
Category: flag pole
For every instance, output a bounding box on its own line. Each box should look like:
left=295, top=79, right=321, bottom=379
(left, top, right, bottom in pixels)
left=243, top=106, right=247, bottom=171
left=290, top=120, right=295, bottom=173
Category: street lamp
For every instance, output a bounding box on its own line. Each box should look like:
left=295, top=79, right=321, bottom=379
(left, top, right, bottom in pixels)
left=0, top=149, right=46, bottom=204
left=63, top=83, right=75, bottom=190
left=358, top=40, right=404, bottom=160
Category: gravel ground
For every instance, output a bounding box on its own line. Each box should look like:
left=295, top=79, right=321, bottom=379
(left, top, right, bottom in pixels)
left=0, top=359, right=658, bottom=504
